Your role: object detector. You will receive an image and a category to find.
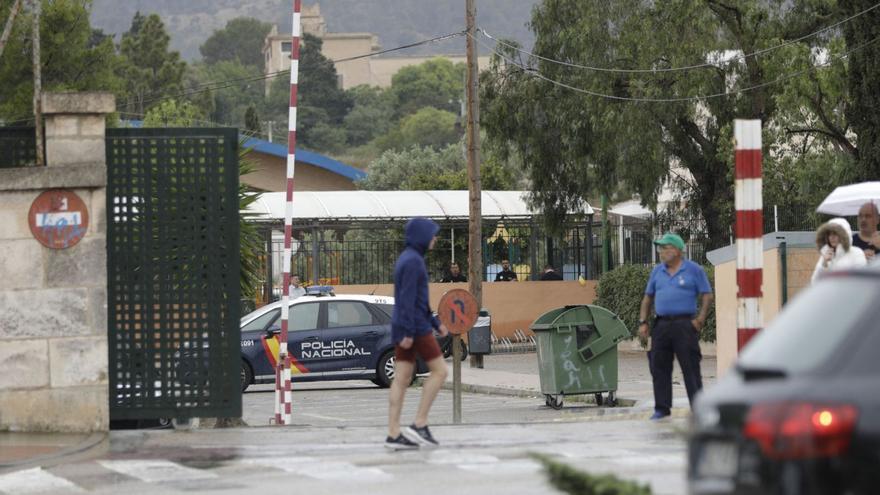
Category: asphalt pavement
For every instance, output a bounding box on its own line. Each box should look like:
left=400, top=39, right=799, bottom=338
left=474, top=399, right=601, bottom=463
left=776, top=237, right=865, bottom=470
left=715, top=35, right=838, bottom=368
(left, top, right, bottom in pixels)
left=0, top=349, right=716, bottom=494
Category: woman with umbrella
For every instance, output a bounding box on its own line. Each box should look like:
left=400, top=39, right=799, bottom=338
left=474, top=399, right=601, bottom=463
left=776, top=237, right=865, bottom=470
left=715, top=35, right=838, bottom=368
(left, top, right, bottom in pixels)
left=811, top=218, right=867, bottom=283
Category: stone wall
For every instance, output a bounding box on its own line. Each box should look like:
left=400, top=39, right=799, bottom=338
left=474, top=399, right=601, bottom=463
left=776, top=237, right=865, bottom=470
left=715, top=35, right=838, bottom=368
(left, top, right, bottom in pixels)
left=0, top=92, right=113, bottom=432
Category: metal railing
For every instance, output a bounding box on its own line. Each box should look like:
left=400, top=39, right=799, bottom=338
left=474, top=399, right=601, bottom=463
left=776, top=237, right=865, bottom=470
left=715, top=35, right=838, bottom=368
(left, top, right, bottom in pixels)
left=256, top=220, right=597, bottom=299
left=252, top=203, right=826, bottom=299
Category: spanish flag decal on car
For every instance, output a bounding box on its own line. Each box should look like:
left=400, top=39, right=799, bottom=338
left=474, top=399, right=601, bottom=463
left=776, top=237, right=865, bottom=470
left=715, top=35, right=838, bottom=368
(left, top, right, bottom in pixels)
left=261, top=335, right=309, bottom=374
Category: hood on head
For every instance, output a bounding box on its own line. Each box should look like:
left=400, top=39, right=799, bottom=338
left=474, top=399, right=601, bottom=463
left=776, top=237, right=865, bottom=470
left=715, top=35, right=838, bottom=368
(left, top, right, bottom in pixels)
left=816, top=218, right=852, bottom=251
left=405, top=217, right=439, bottom=253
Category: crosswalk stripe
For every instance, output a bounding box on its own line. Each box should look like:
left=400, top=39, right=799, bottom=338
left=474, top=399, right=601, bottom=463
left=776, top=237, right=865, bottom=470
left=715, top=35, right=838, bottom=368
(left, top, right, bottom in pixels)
left=428, top=451, right=499, bottom=464
left=0, top=467, right=84, bottom=494
left=458, top=459, right=542, bottom=474
left=238, top=458, right=391, bottom=482
left=98, top=460, right=217, bottom=483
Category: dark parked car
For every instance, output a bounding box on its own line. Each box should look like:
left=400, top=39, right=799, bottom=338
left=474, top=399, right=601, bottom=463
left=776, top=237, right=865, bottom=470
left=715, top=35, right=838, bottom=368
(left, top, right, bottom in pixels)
left=238, top=290, right=429, bottom=392
left=688, top=266, right=880, bottom=494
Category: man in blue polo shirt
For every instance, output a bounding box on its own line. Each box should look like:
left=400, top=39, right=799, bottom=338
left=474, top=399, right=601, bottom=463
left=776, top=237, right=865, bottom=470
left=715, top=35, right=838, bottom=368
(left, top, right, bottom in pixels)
left=638, top=233, right=713, bottom=420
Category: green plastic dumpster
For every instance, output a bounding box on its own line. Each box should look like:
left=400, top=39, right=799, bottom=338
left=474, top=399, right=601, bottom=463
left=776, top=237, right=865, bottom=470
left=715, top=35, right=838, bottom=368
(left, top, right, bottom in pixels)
left=531, top=305, right=631, bottom=409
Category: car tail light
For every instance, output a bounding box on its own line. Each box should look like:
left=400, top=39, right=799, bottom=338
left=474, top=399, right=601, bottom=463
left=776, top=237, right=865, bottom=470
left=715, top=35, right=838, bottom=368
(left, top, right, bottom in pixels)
left=743, top=402, right=858, bottom=460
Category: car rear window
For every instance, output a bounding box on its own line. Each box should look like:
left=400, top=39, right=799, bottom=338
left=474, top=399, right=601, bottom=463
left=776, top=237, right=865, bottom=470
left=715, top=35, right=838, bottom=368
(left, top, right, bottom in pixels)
left=290, top=302, right=320, bottom=331
left=738, top=277, right=877, bottom=374
left=377, top=304, right=394, bottom=318
left=327, top=301, right=374, bottom=327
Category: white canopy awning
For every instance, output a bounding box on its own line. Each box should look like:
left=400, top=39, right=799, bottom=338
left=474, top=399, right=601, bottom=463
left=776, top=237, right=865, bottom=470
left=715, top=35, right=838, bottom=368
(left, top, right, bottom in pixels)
left=246, top=190, right=593, bottom=222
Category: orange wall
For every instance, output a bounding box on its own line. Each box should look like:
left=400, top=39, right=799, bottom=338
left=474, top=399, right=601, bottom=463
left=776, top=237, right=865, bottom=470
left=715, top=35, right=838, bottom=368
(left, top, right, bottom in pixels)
left=714, top=245, right=816, bottom=377
left=244, top=153, right=357, bottom=192
left=332, top=280, right=598, bottom=339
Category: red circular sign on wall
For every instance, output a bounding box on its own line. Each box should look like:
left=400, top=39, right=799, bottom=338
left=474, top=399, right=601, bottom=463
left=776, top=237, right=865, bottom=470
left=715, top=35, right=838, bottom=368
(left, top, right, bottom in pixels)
left=437, top=289, right=479, bottom=335
left=28, top=189, right=90, bottom=249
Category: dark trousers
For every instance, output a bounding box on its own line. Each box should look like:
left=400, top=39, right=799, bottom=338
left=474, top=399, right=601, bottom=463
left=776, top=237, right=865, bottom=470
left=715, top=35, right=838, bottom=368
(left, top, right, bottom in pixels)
left=650, top=317, right=703, bottom=414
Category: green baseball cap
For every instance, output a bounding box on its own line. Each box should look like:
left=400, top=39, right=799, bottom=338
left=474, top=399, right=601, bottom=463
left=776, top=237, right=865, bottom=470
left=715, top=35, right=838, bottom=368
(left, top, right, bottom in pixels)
left=653, top=233, right=685, bottom=251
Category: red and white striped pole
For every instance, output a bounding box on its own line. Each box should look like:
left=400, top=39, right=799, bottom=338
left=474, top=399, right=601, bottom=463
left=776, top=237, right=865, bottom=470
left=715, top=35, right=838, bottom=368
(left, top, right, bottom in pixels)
left=276, top=0, right=302, bottom=426
left=734, top=119, right=763, bottom=351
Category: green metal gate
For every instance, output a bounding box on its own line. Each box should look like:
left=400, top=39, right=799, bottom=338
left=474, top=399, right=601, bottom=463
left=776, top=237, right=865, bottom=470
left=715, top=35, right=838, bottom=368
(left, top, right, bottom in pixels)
left=106, top=128, right=242, bottom=421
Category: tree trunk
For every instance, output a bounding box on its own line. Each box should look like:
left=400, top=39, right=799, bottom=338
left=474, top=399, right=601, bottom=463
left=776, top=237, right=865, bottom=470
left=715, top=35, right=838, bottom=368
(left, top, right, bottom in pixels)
left=841, top=0, right=880, bottom=180
left=0, top=0, right=23, bottom=60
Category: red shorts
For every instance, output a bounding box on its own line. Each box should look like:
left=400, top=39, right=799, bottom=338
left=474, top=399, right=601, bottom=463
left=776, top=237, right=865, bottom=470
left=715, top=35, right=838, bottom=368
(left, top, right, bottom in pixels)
left=395, top=333, right=442, bottom=363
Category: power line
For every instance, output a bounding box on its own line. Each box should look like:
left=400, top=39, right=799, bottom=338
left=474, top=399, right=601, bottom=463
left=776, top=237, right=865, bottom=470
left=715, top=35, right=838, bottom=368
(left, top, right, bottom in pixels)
left=116, top=110, right=269, bottom=137
left=479, top=1, right=880, bottom=74
left=474, top=31, right=880, bottom=103
left=119, top=30, right=466, bottom=111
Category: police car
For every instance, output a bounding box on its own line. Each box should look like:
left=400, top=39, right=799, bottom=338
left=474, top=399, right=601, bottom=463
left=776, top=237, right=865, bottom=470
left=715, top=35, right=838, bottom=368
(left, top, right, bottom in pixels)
left=238, top=287, right=428, bottom=392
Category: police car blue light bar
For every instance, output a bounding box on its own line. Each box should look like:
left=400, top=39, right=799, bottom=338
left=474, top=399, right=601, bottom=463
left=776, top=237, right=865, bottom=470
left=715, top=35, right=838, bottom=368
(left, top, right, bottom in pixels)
left=305, top=285, right=335, bottom=296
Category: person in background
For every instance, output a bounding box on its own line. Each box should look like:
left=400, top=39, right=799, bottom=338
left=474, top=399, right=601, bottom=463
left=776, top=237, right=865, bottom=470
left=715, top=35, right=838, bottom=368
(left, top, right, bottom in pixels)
left=386, top=217, right=449, bottom=450
left=852, top=202, right=880, bottom=262
left=494, top=259, right=518, bottom=282
left=539, top=264, right=563, bottom=281
left=811, top=218, right=867, bottom=283
left=288, top=274, right=306, bottom=299
left=638, top=233, right=712, bottom=421
left=440, top=262, right=467, bottom=283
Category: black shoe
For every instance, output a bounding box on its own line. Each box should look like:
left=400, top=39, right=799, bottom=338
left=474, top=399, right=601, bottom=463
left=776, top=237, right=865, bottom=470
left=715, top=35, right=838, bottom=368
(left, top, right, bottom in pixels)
left=649, top=410, right=671, bottom=421
left=404, top=424, right=439, bottom=447
left=385, top=434, right=419, bottom=451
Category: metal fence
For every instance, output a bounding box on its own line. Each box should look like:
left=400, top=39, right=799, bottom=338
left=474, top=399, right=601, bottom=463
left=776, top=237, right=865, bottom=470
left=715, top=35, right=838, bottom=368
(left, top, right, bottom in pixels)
left=258, top=219, right=596, bottom=300
left=0, top=127, right=39, bottom=168
left=253, top=202, right=829, bottom=300
left=106, top=128, right=242, bottom=422
left=605, top=204, right=825, bottom=268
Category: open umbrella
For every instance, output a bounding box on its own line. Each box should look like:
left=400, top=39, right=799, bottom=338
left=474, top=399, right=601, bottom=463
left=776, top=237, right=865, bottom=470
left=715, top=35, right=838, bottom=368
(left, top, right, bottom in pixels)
left=816, top=182, right=880, bottom=216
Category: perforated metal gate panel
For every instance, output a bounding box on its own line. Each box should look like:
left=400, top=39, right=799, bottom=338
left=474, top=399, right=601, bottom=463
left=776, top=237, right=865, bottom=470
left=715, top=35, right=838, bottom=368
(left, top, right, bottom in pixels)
left=0, top=127, right=38, bottom=168
left=106, top=128, right=241, bottom=420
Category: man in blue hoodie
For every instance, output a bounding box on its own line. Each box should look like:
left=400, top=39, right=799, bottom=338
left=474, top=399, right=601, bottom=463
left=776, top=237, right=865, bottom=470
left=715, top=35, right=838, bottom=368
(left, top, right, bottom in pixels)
left=386, top=217, right=449, bottom=450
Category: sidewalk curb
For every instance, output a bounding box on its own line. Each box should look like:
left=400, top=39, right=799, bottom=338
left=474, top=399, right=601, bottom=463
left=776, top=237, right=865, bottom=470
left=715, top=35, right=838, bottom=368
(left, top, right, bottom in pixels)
left=439, top=381, right=638, bottom=407
left=0, top=433, right=107, bottom=472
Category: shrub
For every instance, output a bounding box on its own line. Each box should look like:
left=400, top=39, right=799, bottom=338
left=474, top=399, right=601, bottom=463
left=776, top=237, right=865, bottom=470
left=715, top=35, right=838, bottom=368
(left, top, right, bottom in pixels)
left=532, top=453, right=652, bottom=495
left=594, top=264, right=716, bottom=343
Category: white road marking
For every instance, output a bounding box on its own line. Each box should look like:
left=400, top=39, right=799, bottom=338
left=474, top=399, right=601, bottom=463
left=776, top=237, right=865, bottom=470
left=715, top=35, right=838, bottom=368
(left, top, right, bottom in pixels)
left=0, top=467, right=84, bottom=494
left=299, top=412, right=347, bottom=422
left=458, top=459, right=542, bottom=474
left=237, top=458, right=391, bottom=482
left=290, top=461, right=391, bottom=482
left=428, top=451, right=499, bottom=464
left=98, top=460, right=217, bottom=483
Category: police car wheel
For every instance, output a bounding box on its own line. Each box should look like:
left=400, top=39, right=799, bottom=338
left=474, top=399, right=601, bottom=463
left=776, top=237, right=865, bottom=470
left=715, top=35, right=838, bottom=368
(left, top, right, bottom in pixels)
left=240, top=360, right=253, bottom=392
left=376, top=350, right=395, bottom=388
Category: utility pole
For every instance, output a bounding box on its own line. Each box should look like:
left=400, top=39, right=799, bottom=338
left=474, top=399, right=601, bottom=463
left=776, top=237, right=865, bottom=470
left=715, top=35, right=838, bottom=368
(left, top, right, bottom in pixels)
left=601, top=194, right=610, bottom=273
left=265, top=120, right=274, bottom=142
left=0, top=0, right=23, bottom=60
left=31, top=0, right=43, bottom=166
left=459, top=0, right=481, bottom=425
left=465, top=0, right=482, bottom=310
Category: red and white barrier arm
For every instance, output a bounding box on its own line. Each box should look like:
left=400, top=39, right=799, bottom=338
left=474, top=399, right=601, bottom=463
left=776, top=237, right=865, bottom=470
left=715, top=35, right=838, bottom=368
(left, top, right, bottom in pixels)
left=734, top=119, right=763, bottom=351
left=276, top=0, right=302, bottom=426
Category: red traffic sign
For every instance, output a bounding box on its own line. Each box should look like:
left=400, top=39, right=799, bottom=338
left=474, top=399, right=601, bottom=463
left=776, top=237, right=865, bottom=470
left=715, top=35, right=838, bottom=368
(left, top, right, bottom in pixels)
left=28, top=189, right=89, bottom=249
left=437, top=289, right=479, bottom=335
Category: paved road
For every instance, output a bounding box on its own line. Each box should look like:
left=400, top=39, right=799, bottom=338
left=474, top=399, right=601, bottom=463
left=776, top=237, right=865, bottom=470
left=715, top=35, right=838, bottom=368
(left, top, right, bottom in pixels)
left=241, top=351, right=717, bottom=427
left=243, top=383, right=620, bottom=428
left=0, top=420, right=692, bottom=495
left=474, top=350, right=717, bottom=383
left=0, top=351, right=714, bottom=494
